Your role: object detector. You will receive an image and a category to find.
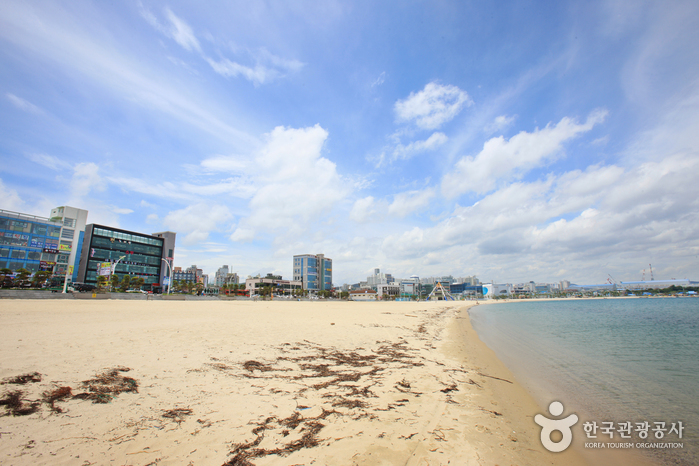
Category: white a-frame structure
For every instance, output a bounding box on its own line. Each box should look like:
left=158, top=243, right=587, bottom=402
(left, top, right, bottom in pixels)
left=427, top=282, right=456, bottom=301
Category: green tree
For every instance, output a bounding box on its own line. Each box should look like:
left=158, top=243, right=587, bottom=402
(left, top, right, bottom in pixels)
left=110, top=273, right=120, bottom=292
left=96, top=275, right=108, bottom=292
left=15, top=268, right=30, bottom=288
left=195, top=282, right=204, bottom=295
left=32, top=270, right=51, bottom=288
left=132, top=277, right=145, bottom=290
left=119, top=275, right=131, bottom=292
left=1, top=268, right=13, bottom=288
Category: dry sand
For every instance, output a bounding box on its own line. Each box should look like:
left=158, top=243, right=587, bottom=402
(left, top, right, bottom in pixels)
left=0, top=299, right=586, bottom=465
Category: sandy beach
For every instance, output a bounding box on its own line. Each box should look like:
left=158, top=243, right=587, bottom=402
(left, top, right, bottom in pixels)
left=0, top=299, right=586, bottom=465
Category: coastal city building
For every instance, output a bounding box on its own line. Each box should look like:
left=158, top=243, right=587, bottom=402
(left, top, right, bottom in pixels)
left=376, top=283, right=399, bottom=298
left=349, top=288, right=378, bottom=301
left=173, top=266, right=196, bottom=284
left=49, top=206, right=89, bottom=281
left=245, top=274, right=302, bottom=296
left=214, top=265, right=229, bottom=287
left=76, top=224, right=176, bottom=290
left=224, top=272, right=240, bottom=286
left=0, top=206, right=88, bottom=277
left=449, top=282, right=483, bottom=297
left=398, top=275, right=420, bottom=297
left=293, top=253, right=332, bottom=292
left=481, top=283, right=513, bottom=298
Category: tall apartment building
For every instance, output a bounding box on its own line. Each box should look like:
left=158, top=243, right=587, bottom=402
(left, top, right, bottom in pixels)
left=293, top=253, right=333, bottom=291
left=48, top=206, right=89, bottom=281
left=214, top=265, right=229, bottom=286
left=185, top=265, right=204, bottom=284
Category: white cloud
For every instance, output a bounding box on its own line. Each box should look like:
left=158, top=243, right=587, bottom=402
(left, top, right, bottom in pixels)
left=164, top=8, right=201, bottom=52
left=392, top=132, right=448, bottom=161
left=231, top=125, right=350, bottom=240
left=205, top=57, right=273, bottom=86
left=371, top=72, right=386, bottom=87
left=139, top=4, right=200, bottom=52
left=112, top=207, right=134, bottom=215
left=485, top=114, right=517, bottom=134
left=349, top=196, right=379, bottom=223
left=6, top=93, right=43, bottom=114
left=70, top=163, right=104, bottom=200
left=380, top=150, right=699, bottom=282
left=205, top=48, right=304, bottom=86
left=163, top=203, right=233, bottom=245
left=388, top=189, right=436, bottom=218
left=200, top=155, right=248, bottom=173
left=0, top=178, right=24, bottom=211
left=442, top=109, right=608, bottom=197
left=25, top=153, right=71, bottom=171
left=395, top=82, right=472, bottom=130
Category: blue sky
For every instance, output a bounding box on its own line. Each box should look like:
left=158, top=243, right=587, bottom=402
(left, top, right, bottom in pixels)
left=1, top=0, right=698, bottom=285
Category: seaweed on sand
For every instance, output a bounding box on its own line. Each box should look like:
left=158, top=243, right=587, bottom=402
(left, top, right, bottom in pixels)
left=163, top=408, right=194, bottom=424
left=73, top=367, right=138, bottom=404
left=42, top=386, right=73, bottom=413
left=2, top=372, right=42, bottom=385
left=0, top=390, right=40, bottom=416
left=222, top=409, right=339, bottom=466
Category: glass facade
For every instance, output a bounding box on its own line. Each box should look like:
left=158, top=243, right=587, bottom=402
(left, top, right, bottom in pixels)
left=293, top=254, right=332, bottom=291
left=82, top=225, right=164, bottom=285
left=0, top=211, right=63, bottom=273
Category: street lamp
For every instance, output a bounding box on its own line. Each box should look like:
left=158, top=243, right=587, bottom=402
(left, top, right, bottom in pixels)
left=110, top=255, right=127, bottom=292
left=161, top=258, right=173, bottom=295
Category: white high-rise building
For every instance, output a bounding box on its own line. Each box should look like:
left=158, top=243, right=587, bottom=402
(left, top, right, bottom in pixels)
left=48, top=206, right=88, bottom=281
left=215, top=265, right=229, bottom=286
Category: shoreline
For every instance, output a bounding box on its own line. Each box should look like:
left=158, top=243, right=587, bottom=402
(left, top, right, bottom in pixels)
left=0, top=299, right=604, bottom=464
left=469, top=298, right=660, bottom=466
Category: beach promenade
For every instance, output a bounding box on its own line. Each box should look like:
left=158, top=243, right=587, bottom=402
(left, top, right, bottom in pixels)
left=0, top=299, right=585, bottom=465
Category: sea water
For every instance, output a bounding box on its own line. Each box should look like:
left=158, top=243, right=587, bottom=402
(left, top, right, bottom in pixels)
left=468, top=298, right=699, bottom=465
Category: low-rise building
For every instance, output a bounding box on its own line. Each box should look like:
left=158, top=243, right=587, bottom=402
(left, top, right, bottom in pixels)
left=349, top=289, right=377, bottom=301
left=377, top=283, right=399, bottom=298
left=246, top=274, right=302, bottom=296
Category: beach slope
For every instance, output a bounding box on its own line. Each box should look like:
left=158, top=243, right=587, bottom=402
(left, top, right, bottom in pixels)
left=0, top=299, right=584, bottom=465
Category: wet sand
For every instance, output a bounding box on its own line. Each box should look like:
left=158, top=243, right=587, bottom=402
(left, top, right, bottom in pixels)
left=0, top=299, right=586, bottom=465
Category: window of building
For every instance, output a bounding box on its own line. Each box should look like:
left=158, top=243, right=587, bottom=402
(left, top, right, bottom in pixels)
left=0, top=247, right=9, bottom=258
left=61, top=228, right=74, bottom=239
left=32, top=224, right=47, bottom=236
left=57, top=254, right=69, bottom=263
left=10, top=250, right=26, bottom=260
left=27, top=251, right=41, bottom=261
left=48, top=226, right=61, bottom=237
left=63, top=218, right=75, bottom=228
